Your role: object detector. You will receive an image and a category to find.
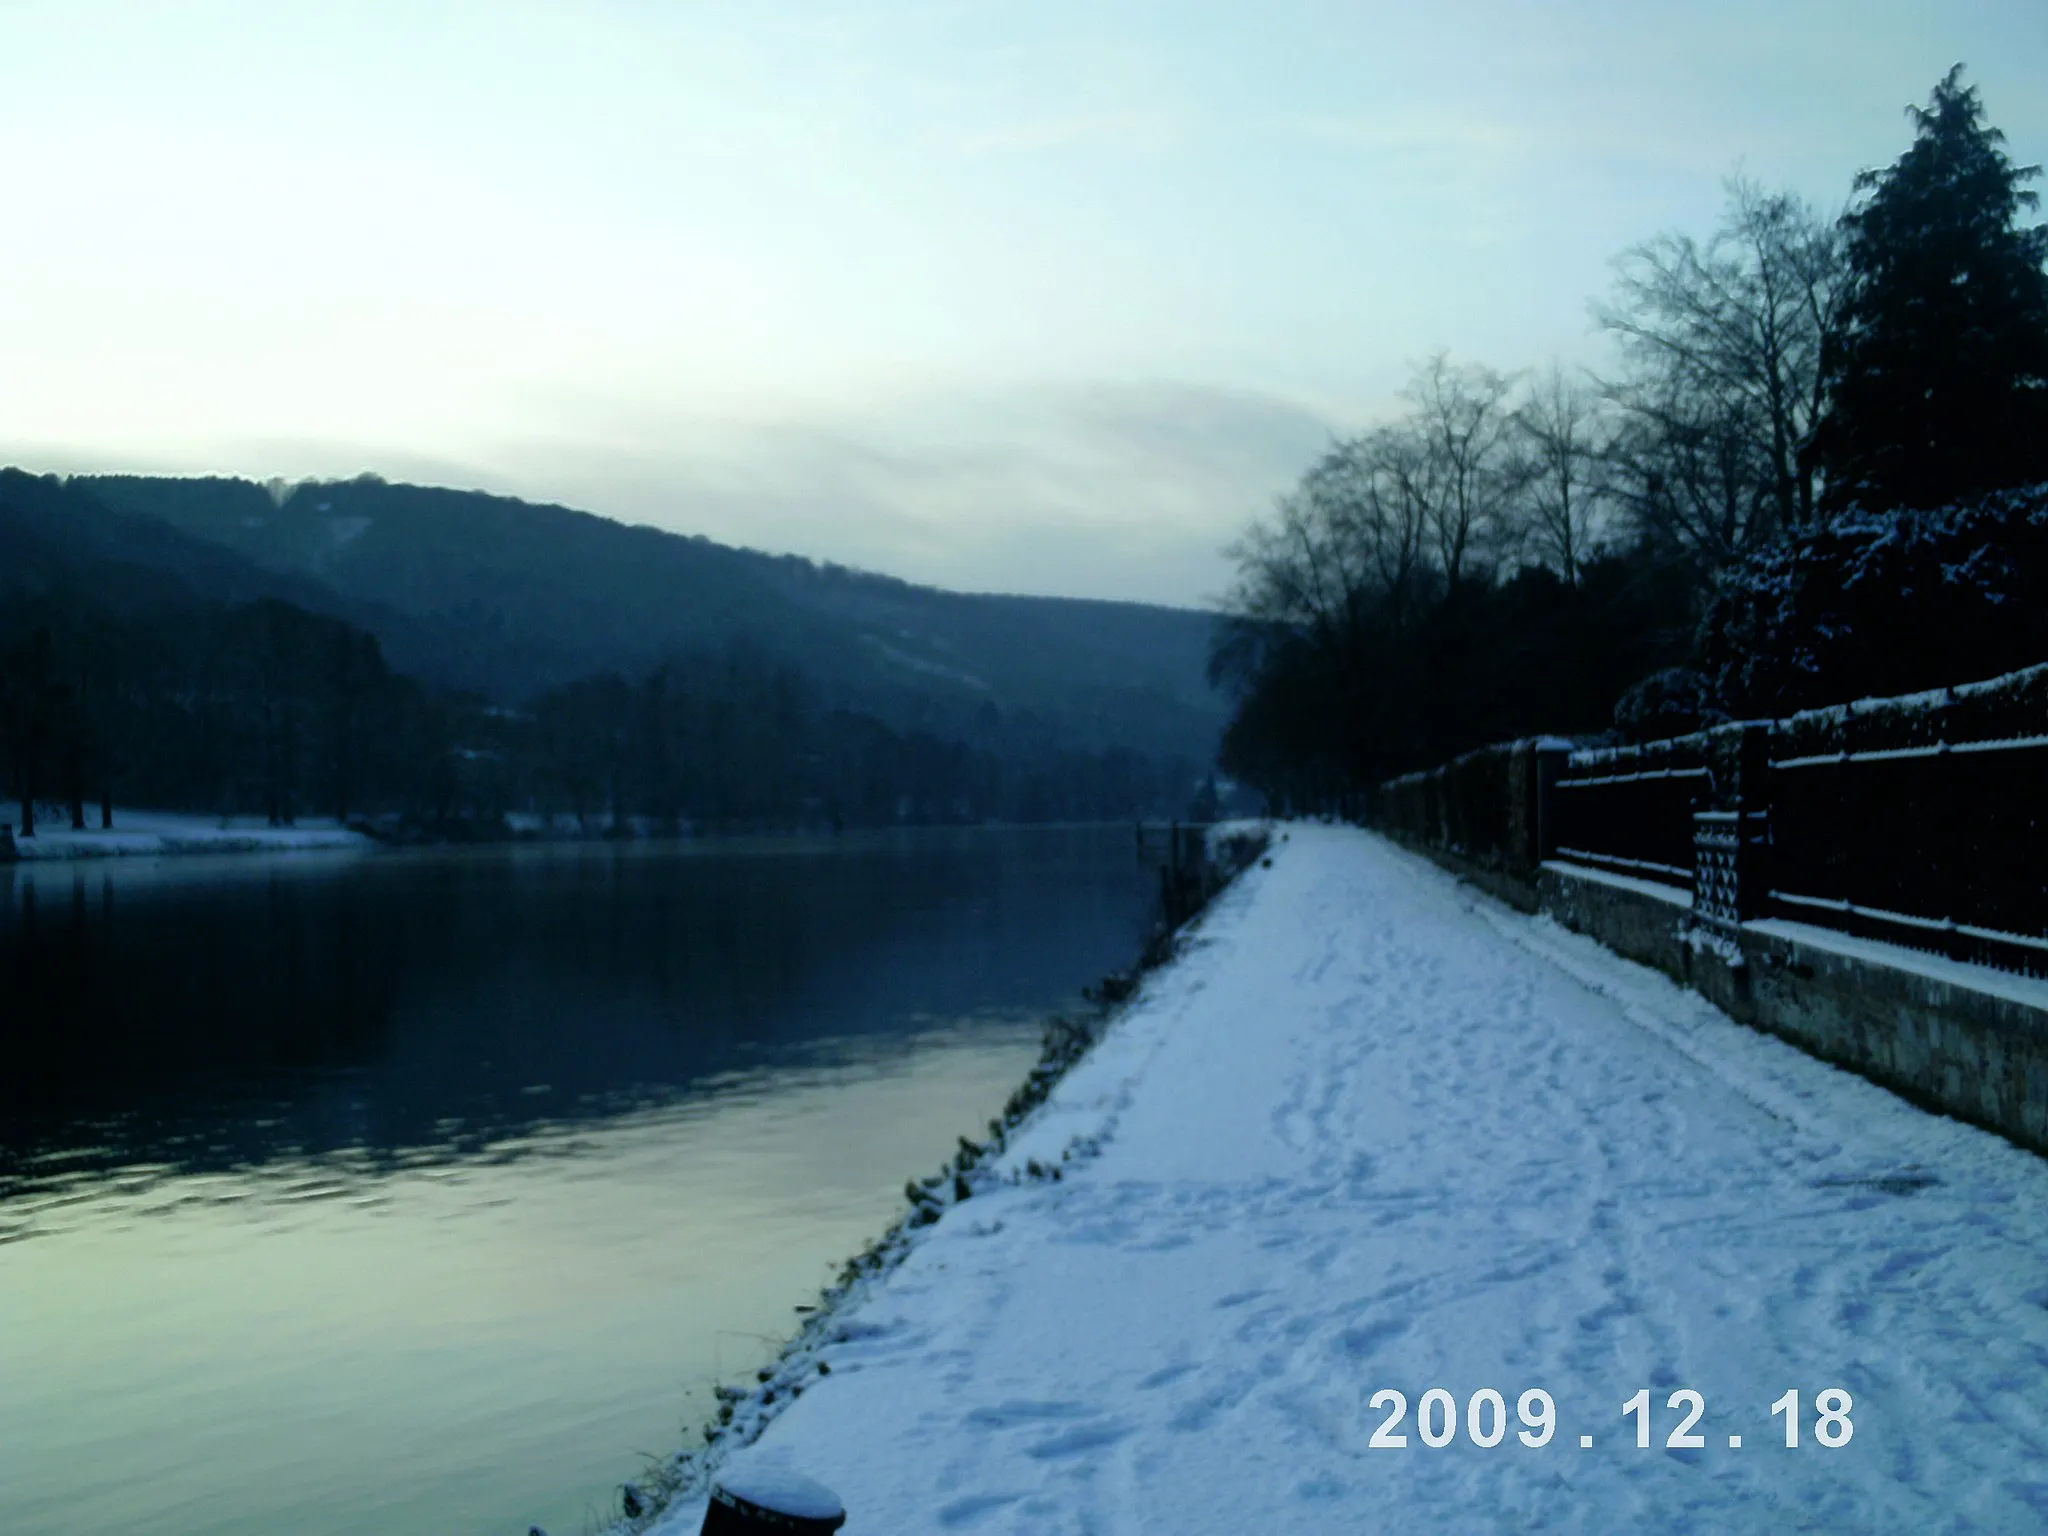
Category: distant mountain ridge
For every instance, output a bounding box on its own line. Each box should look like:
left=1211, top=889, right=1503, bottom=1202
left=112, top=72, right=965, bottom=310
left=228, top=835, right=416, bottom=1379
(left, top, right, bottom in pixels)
left=66, top=473, right=1227, bottom=765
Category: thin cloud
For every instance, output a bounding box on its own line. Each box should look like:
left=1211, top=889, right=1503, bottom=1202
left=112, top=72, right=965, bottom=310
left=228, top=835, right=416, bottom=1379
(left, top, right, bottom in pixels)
left=479, top=380, right=1338, bottom=605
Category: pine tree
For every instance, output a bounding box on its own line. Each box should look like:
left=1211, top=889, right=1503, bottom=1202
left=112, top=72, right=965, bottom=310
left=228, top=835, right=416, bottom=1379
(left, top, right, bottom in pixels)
left=1813, top=66, right=2048, bottom=514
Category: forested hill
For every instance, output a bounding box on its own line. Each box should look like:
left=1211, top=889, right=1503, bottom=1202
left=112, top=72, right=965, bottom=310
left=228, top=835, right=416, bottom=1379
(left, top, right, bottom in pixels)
left=72, top=473, right=1225, bottom=765
left=2, top=468, right=350, bottom=615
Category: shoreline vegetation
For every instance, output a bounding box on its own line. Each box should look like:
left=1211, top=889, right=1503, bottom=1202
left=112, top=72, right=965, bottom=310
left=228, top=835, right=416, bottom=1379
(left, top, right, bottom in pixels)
left=574, top=822, right=1272, bottom=1536
left=0, top=806, right=1232, bottom=864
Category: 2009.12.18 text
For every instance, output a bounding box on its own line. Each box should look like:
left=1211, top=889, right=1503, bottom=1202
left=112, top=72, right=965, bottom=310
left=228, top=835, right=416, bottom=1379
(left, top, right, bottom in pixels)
left=1366, top=1387, right=1854, bottom=1451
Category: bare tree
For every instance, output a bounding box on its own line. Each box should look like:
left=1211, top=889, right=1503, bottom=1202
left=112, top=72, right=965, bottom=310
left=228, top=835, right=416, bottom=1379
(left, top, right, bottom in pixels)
left=1214, top=420, right=1437, bottom=710
left=1305, top=428, right=1435, bottom=627
left=1595, top=175, right=1844, bottom=564
left=1513, top=363, right=1609, bottom=583
left=1224, top=353, right=1529, bottom=642
left=1212, top=460, right=1374, bottom=715
left=1601, top=372, right=1768, bottom=567
left=1222, top=479, right=1365, bottom=646
left=1403, top=353, right=1526, bottom=592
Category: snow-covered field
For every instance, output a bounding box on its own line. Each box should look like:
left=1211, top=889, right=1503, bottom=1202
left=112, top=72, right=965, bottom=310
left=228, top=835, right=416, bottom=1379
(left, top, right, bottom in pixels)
left=0, top=806, right=370, bottom=860
left=649, top=823, right=2048, bottom=1535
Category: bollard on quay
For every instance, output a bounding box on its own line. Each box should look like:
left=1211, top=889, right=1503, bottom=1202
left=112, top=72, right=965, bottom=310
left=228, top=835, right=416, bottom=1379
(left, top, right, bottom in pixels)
left=700, top=1466, right=846, bottom=1534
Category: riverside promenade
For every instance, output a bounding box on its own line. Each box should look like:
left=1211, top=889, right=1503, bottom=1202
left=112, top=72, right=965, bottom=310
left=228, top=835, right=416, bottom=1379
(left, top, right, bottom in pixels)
left=649, top=824, right=2048, bottom=1535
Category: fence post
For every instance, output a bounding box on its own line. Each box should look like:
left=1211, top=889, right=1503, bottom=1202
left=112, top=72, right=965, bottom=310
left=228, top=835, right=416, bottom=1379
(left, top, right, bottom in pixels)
left=1694, top=722, right=1773, bottom=933
left=1692, top=727, right=1738, bottom=932
left=1733, top=721, right=1773, bottom=925
left=1531, top=742, right=1567, bottom=867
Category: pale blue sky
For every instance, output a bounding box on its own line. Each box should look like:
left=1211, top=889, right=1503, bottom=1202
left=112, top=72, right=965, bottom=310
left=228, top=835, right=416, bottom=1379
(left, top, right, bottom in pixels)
left=2, top=1, right=2042, bottom=603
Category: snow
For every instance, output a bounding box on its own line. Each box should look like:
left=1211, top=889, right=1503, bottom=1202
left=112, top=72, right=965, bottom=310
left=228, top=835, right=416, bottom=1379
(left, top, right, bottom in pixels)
left=0, top=807, right=371, bottom=861
left=1538, top=859, right=1692, bottom=909
left=643, top=824, right=2048, bottom=1535
left=1567, top=732, right=1717, bottom=769
left=858, top=633, right=991, bottom=692
left=1201, top=819, right=1271, bottom=863
left=324, top=513, right=373, bottom=551
left=1747, top=917, right=2048, bottom=1014
left=712, top=1463, right=846, bottom=1521
left=1384, top=736, right=1573, bottom=790
left=1786, top=659, right=2048, bottom=728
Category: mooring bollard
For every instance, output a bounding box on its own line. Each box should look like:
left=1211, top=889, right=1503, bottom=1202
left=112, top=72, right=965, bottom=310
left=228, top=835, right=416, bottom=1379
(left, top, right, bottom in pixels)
left=699, top=1466, right=846, bottom=1534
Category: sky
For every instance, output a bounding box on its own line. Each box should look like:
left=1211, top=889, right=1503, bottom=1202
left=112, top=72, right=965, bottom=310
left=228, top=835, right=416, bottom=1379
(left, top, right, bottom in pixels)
left=2, top=1, right=2044, bottom=607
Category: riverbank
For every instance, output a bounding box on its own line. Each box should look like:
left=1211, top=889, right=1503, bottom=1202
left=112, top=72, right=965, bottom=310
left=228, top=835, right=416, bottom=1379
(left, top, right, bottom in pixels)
left=619, top=822, right=2048, bottom=1534
left=0, top=809, right=1218, bottom=864
left=0, top=807, right=372, bottom=862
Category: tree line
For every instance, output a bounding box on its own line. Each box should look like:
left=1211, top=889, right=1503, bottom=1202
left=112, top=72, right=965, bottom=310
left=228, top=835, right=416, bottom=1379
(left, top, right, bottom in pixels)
left=1216, top=66, right=2048, bottom=807
left=494, top=652, right=1200, bottom=832
left=2, top=591, right=446, bottom=836
left=1, top=590, right=1204, bottom=840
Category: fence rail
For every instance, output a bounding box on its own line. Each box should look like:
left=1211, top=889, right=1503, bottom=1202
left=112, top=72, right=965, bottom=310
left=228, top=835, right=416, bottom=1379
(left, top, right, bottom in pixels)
left=1373, top=662, right=2048, bottom=980
left=1765, top=727, right=2047, bottom=971
left=1551, top=735, right=1712, bottom=893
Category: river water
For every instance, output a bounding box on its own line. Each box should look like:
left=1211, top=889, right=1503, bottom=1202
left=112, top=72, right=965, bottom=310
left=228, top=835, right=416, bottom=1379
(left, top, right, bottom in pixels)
left=0, top=827, right=1159, bottom=1536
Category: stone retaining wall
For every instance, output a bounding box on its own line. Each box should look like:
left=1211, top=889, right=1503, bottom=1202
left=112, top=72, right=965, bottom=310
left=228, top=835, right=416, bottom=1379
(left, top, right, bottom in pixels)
left=1534, top=859, right=2048, bottom=1155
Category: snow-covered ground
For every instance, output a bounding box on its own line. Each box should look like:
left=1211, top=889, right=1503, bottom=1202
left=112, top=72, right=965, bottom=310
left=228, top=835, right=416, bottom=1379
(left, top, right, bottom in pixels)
left=648, top=823, right=2048, bottom=1535
left=0, top=806, right=371, bottom=860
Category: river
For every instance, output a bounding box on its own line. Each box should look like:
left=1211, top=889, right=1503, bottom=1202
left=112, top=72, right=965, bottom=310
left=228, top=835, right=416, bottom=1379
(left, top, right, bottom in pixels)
left=0, top=826, right=1160, bottom=1536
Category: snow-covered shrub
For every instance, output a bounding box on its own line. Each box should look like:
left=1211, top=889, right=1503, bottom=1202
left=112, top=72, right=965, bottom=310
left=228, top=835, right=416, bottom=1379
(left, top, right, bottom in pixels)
left=1770, top=659, right=2048, bottom=762
left=1611, top=667, right=1729, bottom=743
left=1700, top=481, right=2048, bottom=716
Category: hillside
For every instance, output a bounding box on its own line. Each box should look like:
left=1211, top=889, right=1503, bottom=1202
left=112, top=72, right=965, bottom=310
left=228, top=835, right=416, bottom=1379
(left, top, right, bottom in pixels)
left=1, top=469, right=339, bottom=614
left=74, top=474, right=1226, bottom=765
left=0, top=469, right=461, bottom=671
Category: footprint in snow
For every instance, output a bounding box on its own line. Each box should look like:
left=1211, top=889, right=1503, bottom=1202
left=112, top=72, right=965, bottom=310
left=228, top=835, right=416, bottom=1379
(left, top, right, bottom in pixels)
left=1214, top=1287, right=1271, bottom=1309
left=963, top=1399, right=1093, bottom=1429
left=936, top=1492, right=1026, bottom=1528
left=1026, top=1420, right=1135, bottom=1460
left=1810, top=1169, right=1942, bottom=1196
left=1337, top=1317, right=1409, bottom=1359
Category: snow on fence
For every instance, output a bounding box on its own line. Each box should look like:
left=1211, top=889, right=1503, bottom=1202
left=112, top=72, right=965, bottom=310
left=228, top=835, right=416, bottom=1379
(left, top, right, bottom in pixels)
left=1551, top=733, right=1713, bottom=892
left=1764, top=663, right=2048, bottom=976
left=1374, top=739, right=1563, bottom=909
left=1376, top=662, right=2048, bottom=979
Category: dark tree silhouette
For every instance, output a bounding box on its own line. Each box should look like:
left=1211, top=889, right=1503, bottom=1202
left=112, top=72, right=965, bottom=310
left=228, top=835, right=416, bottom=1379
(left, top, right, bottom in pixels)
left=2, top=628, right=57, bottom=835
left=1514, top=363, right=1610, bottom=585
left=1596, top=177, right=1844, bottom=566
left=1700, top=482, right=2048, bottom=717
left=1814, top=66, right=2048, bottom=514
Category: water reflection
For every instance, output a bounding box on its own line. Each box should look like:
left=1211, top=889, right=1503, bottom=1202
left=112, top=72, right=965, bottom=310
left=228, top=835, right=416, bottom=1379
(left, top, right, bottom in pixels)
left=2, top=830, right=1143, bottom=1178
left=0, top=828, right=1154, bottom=1536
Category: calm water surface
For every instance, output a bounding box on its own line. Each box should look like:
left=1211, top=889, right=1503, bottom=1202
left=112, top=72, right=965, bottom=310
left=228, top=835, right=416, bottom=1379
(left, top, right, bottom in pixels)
left=0, top=827, right=1158, bottom=1536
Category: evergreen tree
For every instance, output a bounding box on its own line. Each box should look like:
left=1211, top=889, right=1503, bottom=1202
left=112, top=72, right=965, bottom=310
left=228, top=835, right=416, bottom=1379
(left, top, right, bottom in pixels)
left=1814, top=66, right=2048, bottom=514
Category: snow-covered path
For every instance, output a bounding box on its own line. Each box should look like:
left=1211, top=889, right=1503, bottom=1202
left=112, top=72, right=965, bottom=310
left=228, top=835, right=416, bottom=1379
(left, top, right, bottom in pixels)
left=655, top=825, right=2048, bottom=1535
